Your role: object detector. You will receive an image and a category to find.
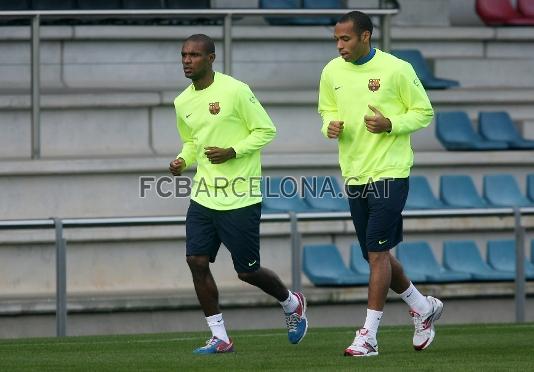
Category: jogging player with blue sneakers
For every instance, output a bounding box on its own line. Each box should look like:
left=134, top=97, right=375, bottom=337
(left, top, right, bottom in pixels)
left=169, top=34, right=308, bottom=354
left=318, top=11, right=443, bottom=357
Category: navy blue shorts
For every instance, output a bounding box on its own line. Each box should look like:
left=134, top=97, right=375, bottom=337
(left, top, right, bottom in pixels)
left=347, top=178, right=409, bottom=261
left=185, top=200, right=261, bottom=273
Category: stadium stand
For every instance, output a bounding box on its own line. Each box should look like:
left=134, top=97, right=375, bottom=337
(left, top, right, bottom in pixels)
left=518, top=0, right=534, bottom=17
left=436, top=111, right=509, bottom=150
left=260, top=0, right=342, bottom=25
left=0, top=0, right=30, bottom=10
left=396, top=241, right=470, bottom=283
left=483, top=174, right=534, bottom=207
left=391, top=49, right=459, bottom=89
left=478, top=112, right=534, bottom=150
left=405, top=175, right=448, bottom=210
left=302, top=176, right=349, bottom=212
left=122, top=0, right=164, bottom=9
left=528, top=174, right=534, bottom=202
left=349, top=242, right=370, bottom=276
left=303, top=244, right=368, bottom=286
left=440, top=175, right=488, bottom=208
left=476, top=0, right=534, bottom=26
left=487, top=240, right=534, bottom=279
left=261, top=177, right=314, bottom=213
left=77, top=0, right=122, bottom=10
left=443, top=240, right=515, bottom=281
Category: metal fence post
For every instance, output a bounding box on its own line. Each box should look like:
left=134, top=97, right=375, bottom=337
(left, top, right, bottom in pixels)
left=223, top=13, right=232, bottom=75
left=54, top=218, right=67, bottom=337
left=289, top=212, right=302, bottom=292
left=513, top=207, right=525, bottom=323
left=31, top=14, right=41, bottom=159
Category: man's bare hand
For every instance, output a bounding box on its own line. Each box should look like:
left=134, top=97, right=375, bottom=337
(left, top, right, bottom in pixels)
left=204, top=147, right=236, bottom=164
left=169, top=158, right=186, bottom=176
left=364, top=105, right=392, bottom=133
left=327, top=120, right=344, bottom=139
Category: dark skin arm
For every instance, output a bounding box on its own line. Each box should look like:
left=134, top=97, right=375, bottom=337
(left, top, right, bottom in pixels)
left=169, top=158, right=186, bottom=176
left=204, top=147, right=236, bottom=164
left=364, top=104, right=392, bottom=133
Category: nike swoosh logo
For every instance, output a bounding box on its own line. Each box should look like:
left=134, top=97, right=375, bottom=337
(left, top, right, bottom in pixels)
left=186, top=113, right=192, bottom=118
left=378, top=240, right=388, bottom=245
left=334, top=86, right=341, bottom=90
left=248, top=260, right=257, bottom=267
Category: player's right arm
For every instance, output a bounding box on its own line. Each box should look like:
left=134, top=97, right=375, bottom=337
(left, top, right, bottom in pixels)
left=173, top=105, right=196, bottom=174
left=318, top=67, right=343, bottom=139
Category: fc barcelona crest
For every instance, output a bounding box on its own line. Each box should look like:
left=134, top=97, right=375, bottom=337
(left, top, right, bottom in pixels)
left=368, top=79, right=380, bottom=92
left=209, top=102, right=220, bottom=115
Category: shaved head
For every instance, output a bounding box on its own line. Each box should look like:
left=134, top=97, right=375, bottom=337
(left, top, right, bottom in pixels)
left=183, top=34, right=215, bottom=55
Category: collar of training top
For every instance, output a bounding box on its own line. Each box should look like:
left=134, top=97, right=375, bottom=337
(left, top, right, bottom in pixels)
left=353, top=47, right=376, bottom=65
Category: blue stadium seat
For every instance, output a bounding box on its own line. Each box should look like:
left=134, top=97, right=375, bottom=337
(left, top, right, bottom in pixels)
left=32, top=0, right=75, bottom=9
left=303, top=244, right=369, bottom=286
left=396, top=241, right=470, bottom=283
left=0, top=0, right=30, bottom=10
left=260, top=0, right=342, bottom=25
left=483, top=174, right=533, bottom=207
left=350, top=242, right=370, bottom=275
left=479, top=112, right=534, bottom=150
left=443, top=240, right=514, bottom=281
left=302, top=176, right=349, bottom=212
left=390, top=49, right=459, bottom=89
left=261, top=177, right=314, bottom=213
left=440, top=175, right=488, bottom=208
left=123, top=0, right=163, bottom=9
left=526, top=174, right=534, bottom=203
left=436, top=112, right=509, bottom=151
left=487, top=240, right=534, bottom=279
left=167, top=0, right=210, bottom=8
left=405, top=176, right=447, bottom=210
left=77, top=0, right=121, bottom=9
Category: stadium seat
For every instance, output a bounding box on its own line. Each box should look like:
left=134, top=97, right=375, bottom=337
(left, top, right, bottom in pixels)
left=396, top=241, right=470, bottom=283
left=123, top=0, right=164, bottom=9
left=167, top=0, right=210, bottom=8
left=260, top=0, right=342, bottom=26
left=350, top=242, right=370, bottom=275
left=390, top=49, right=459, bottom=89
left=478, top=112, right=534, bottom=150
left=443, top=240, right=514, bottom=281
left=487, top=240, right=534, bottom=279
left=436, top=112, right=509, bottom=151
left=261, top=177, right=314, bottom=213
left=518, top=0, right=534, bottom=17
left=405, top=175, right=448, bottom=210
left=476, top=0, right=534, bottom=26
left=0, top=0, right=29, bottom=10
left=440, top=175, right=488, bottom=208
left=483, top=174, right=533, bottom=207
left=77, top=0, right=121, bottom=9
left=527, top=174, right=534, bottom=202
left=302, top=176, right=349, bottom=212
left=303, top=244, right=369, bottom=286
left=32, top=0, right=75, bottom=9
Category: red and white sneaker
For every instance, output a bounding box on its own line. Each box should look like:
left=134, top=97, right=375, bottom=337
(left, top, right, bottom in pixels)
left=344, top=328, right=378, bottom=357
left=410, top=296, right=444, bottom=351
left=193, top=336, right=234, bottom=354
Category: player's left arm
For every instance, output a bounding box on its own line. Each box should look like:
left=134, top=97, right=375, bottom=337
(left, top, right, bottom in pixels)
left=230, top=85, right=277, bottom=158
left=386, top=64, right=434, bottom=136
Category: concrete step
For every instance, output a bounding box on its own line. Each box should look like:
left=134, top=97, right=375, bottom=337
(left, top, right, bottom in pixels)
left=2, top=88, right=534, bottom=158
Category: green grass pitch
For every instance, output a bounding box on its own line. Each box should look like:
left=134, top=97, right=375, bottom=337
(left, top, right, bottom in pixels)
left=1, top=323, right=533, bottom=371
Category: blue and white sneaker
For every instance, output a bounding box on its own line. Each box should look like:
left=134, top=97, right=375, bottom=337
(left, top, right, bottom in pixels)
left=285, top=291, right=308, bottom=344
left=193, top=336, right=234, bottom=355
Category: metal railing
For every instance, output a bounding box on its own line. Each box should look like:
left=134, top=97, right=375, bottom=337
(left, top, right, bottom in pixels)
left=0, top=206, right=532, bottom=337
left=0, top=7, right=398, bottom=159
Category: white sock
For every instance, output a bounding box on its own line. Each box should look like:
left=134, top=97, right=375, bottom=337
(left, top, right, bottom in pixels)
left=206, top=313, right=229, bottom=343
left=363, top=309, right=383, bottom=339
left=400, top=282, right=431, bottom=315
left=279, top=290, right=299, bottom=313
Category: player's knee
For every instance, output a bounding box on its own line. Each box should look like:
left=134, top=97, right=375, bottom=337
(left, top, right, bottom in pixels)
left=368, top=251, right=389, bottom=265
left=237, top=271, right=256, bottom=283
left=186, top=255, right=209, bottom=272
